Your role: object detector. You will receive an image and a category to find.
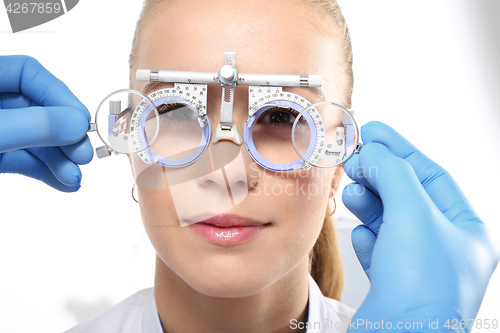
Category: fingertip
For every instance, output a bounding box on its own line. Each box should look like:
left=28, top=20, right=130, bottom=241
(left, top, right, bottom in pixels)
left=360, top=121, right=386, bottom=142
left=352, top=223, right=369, bottom=233
left=342, top=182, right=361, bottom=201
left=343, top=153, right=359, bottom=179
left=351, top=224, right=376, bottom=248
left=52, top=174, right=82, bottom=192
left=361, top=120, right=384, bottom=130
left=58, top=162, right=82, bottom=186
left=67, top=101, right=91, bottom=122
left=70, top=174, right=81, bottom=187
left=45, top=107, right=90, bottom=145
left=54, top=182, right=81, bottom=193
left=62, top=108, right=89, bottom=142
left=342, top=183, right=361, bottom=214
left=361, top=121, right=397, bottom=147
left=358, top=142, right=408, bottom=187
left=361, top=121, right=418, bottom=158
left=351, top=224, right=376, bottom=276
left=79, top=137, right=94, bottom=165
left=1, top=149, right=82, bottom=192
left=358, top=142, right=392, bottom=168
left=342, top=182, right=382, bottom=222
left=61, top=136, right=94, bottom=165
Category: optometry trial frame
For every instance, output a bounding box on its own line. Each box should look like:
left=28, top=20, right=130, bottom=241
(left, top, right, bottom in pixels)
left=89, top=52, right=362, bottom=172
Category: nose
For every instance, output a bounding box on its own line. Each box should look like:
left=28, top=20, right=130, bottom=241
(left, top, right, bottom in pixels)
left=195, top=141, right=251, bottom=207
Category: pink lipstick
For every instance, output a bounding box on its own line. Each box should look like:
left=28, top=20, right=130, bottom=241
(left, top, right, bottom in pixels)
left=188, top=214, right=269, bottom=245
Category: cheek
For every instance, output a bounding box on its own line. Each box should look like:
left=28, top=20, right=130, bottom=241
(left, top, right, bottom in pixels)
left=256, top=167, right=332, bottom=251
left=257, top=168, right=332, bottom=214
left=137, top=187, right=180, bottom=254
left=138, top=188, right=177, bottom=227
left=131, top=153, right=181, bottom=231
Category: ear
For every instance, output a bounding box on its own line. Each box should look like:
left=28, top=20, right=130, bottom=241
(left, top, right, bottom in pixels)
left=330, top=164, right=344, bottom=198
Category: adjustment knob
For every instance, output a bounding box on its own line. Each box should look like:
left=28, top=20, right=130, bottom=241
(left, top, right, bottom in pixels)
left=96, top=145, right=112, bottom=159
left=218, top=65, right=238, bottom=85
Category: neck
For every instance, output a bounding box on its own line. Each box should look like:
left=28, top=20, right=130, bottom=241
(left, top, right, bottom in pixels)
left=154, top=258, right=310, bottom=333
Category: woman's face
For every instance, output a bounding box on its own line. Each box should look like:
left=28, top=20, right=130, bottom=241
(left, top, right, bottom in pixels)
left=130, top=0, right=344, bottom=297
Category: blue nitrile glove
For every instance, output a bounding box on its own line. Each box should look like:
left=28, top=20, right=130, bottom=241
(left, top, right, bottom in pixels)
left=0, top=55, right=93, bottom=192
left=342, top=121, right=499, bottom=333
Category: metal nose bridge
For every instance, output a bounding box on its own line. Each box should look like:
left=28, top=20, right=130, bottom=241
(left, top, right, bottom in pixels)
left=212, top=52, right=244, bottom=146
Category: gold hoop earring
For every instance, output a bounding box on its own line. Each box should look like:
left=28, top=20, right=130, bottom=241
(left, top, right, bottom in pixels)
left=132, top=183, right=139, bottom=203
left=326, top=197, right=336, bottom=217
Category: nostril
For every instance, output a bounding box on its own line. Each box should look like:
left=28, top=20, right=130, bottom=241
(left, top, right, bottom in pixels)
left=200, top=179, right=217, bottom=189
left=248, top=179, right=259, bottom=188
left=231, top=180, right=248, bottom=190
left=235, top=180, right=246, bottom=187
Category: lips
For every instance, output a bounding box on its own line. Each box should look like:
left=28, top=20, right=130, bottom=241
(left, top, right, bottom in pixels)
left=188, top=214, right=269, bottom=245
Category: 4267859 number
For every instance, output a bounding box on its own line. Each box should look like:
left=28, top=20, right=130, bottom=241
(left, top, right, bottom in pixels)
left=6, top=2, right=62, bottom=14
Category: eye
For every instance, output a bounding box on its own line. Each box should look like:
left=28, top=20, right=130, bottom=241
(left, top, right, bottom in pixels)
left=158, top=103, right=194, bottom=117
left=269, top=109, right=293, bottom=123
left=157, top=103, right=198, bottom=125
left=257, top=107, right=305, bottom=128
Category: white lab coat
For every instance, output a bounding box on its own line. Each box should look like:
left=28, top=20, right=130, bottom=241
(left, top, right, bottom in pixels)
left=64, top=275, right=355, bottom=333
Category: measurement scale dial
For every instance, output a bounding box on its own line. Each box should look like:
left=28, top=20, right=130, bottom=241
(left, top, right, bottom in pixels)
left=244, top=86, right=325, bottom=171
left=134, top=84, right=211, bottom=167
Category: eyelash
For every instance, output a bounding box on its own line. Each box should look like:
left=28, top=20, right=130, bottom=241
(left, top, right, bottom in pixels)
left=257, top=107, right=306, bottom=129
left=157, top=103, right=198, bottom=126
left=153, top=103, right=307, bottom=129
left=157, top=103, right=185, bottom=114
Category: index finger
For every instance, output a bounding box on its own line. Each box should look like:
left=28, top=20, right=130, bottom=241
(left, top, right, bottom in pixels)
left=0, top=55, right=90, bottom=121
left=360, top=121, right=480, bottom=225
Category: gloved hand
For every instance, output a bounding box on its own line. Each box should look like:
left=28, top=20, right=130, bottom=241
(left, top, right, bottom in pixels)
left=343, top=121, right=499, bottom=333
left=0, top=55, right=93, bottom=192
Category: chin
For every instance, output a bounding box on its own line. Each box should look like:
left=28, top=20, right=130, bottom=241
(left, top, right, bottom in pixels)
left=178, top=254, right=280, bottom=298
left=189, top=279, right=267, bottom=298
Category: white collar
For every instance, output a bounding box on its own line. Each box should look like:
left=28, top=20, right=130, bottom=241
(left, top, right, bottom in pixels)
left=141, top=274, right=348, bottom=333
left=306, top=274, right=350, bottom=332
left=141, top=288, right=164, bottom=333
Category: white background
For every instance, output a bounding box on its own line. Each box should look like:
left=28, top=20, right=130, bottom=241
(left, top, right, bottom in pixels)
left=1, top=0, right=499, bottom=332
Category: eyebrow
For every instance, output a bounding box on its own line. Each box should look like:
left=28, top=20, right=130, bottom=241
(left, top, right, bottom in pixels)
left=310, top=87, right=326, bottom=101
left=142, top=81, right=173, bottom=94
left=284, top=86, right=326, bottom=103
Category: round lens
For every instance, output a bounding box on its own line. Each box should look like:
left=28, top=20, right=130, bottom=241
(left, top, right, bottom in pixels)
left=291, top=102, right=359, bottom=168
left=245, top=102, right=315, bottom=171
left=95, top=89, right=159, bottom=154
left=149, top=100, right=210, bottom=167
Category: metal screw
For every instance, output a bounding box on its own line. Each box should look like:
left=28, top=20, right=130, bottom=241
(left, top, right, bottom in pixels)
left=337, top=137, right=344, bottom=145
left=112, top=128, right=119, bottom=137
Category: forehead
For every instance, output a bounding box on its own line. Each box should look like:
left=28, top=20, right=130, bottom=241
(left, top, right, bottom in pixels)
left=134, top=0, right=337, bottom=93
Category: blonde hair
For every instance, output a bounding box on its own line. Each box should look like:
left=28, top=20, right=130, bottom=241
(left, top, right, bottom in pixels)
left=129, top=0, right=353, bottom=301
left=311, top=203, right=344, bottom=300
